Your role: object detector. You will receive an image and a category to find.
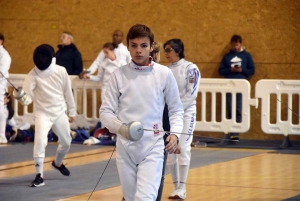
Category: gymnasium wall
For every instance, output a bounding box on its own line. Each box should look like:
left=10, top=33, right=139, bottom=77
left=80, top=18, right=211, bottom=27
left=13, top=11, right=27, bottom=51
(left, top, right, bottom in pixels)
left=1, top=0, right=299, bottom=140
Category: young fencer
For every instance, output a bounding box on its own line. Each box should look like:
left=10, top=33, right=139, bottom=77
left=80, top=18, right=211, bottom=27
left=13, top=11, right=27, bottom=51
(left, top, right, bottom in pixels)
left=100, top=24, right=184, bottom=201
left=18, top=44, right=76, bottom=187
left=80, top=42, right=127, bottom=101
left=164, top=39, right=201, bottom=199
left=0, top=33, right=11, bottom=144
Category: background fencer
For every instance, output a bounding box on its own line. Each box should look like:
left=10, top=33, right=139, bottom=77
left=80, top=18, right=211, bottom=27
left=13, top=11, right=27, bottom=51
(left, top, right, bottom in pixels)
left=0, top=33, right=12, bottom=144
left=80, top=42, right=127, bottom=101
left=19, top=44, right=76, bottom=187
left=81, top=30, right=131, bottom=76
left=100, top=24, right=184, bottom=201
left=164, top=38, right=201, bottom=199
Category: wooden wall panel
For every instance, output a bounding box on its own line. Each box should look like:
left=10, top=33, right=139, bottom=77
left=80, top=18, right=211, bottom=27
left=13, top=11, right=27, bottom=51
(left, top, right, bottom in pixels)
left=1, top=19, right=58, bottom=73
left=1, top=0, right=299, bottom=140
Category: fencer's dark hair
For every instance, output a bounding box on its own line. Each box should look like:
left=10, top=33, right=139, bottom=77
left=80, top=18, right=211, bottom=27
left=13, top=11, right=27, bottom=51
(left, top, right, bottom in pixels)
left=164, top=38, right=185, bottom=59
left=102, top=42, right=118, bottom=50
left=231, top=34, right=242, bottom=43
left=5, top=92, right=14, bottom=120
left=0, top=33, right=4, bottom=44
left=126, top=24, right=154, bottom=45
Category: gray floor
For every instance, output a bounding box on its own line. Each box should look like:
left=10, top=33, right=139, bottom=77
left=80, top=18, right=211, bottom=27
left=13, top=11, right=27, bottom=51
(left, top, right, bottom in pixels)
left=0, top=143, right=104, bottom=165
left=0, top=143, right=262, bottom=201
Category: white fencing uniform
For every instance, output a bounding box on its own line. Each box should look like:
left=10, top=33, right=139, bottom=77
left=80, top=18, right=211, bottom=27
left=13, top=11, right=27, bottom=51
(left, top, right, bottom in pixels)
left=87, top=43, right=131, bottom=74
left=23, top=59, right=76, bottom=158
left=167, top=58, right=200, bottom=165
left=89, top=57, right=126, bottom=101
left=0, top=45, right=11, bottom=142
left=100, top=60, right=184, bottom=201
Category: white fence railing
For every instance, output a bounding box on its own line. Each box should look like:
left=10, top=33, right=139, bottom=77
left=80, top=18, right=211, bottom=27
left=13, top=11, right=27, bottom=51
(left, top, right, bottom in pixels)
left=8, top=74, right=259, bottom=135
left=255, top=79, right=300, bottom=136
left=6, top=74, right=300, bottom=147
left=195, top=79, right=258, bottom=134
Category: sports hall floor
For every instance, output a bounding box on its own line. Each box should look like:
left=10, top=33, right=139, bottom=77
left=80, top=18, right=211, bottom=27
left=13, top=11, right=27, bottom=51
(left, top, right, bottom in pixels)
left=1, top=140, right=300, bottom=201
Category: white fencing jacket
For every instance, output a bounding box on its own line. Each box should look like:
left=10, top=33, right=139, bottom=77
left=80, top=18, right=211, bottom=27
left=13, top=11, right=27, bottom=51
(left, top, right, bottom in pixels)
left=168, top=59, right=201, bottom=110
left=89, top=57, right=127, bottom=90
left=23, top=59, right=76, bottom=122
left=0, top=45, right=11, bottom=78
left=0, top=45, right=11, bottom=110
left=88, top=43, right=131, bottom=74
left=100, top=60, right=184, bottom=164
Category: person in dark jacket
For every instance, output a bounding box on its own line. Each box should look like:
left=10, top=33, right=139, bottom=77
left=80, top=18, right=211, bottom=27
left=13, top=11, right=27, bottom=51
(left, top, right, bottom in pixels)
left=55, top=32, right=83, bottom=75
left=218, top=34, right=255, bottom=141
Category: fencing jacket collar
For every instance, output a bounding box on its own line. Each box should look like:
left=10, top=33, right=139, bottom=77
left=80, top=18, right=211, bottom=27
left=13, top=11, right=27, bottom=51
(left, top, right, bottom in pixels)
left=129, top=57, right=154, bottom=72
left=170, top=58, right=185, bottom=66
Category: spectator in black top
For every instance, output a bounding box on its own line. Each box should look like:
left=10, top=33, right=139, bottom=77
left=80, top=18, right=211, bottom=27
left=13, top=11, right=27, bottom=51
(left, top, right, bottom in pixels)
left=55, top=32, right=83, bottom=75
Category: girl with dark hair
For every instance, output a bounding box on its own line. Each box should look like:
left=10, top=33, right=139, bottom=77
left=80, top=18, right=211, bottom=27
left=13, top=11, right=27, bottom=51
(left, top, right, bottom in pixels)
left=164, top=38, right=201, bottom=199
left=81, top=42, right=127, bottom=101
left=0, top=33, right=12, bottom=144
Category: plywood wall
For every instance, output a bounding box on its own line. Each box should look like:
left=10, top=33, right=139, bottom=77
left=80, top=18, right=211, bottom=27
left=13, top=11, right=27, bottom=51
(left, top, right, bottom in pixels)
left=1, top=0, right=299, bottom=140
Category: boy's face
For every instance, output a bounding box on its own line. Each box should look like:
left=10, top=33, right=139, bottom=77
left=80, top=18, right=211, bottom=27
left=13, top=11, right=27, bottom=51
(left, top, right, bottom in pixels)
left=231, top=42, right=242, bottom=52
left=128, top=37, right=153, bottom=66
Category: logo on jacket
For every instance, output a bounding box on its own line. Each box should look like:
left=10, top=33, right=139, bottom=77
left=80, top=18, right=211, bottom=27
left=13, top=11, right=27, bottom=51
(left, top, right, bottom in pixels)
left=153, top=124, right=159, bottom=135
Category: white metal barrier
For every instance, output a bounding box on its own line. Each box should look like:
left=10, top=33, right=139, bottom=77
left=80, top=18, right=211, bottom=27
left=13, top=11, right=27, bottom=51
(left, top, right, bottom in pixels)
left=255, top=79, right=300, bottom=136
left=195, top=79, right=258, bottom=134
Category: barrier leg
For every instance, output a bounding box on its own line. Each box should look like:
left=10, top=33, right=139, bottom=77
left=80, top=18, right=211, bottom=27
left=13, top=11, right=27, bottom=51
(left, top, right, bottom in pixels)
left=279, top=135, right=292, bottom=149
left=218, top=133, right=230, bottom=146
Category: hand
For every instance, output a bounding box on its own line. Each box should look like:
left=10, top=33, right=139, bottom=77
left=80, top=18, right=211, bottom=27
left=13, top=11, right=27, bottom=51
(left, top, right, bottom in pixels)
left=174, top=144, right=181, bottom=154
left=79, top=72, right=89, bottom=79
left=69, top=116, right=75, bottom=123
left=165, top=134, right=178, bottom=154
left=231, top=66, right=242, bottom=73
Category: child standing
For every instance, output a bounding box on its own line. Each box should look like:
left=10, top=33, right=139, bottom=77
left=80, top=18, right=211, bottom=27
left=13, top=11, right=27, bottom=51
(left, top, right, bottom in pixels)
left=0, top=33, right=11, bottom=144
left=164, top=38, right=201, bottom=199
left=100, top=25, right=184, bottom=201
left=20, top=44, right=76, bottom=187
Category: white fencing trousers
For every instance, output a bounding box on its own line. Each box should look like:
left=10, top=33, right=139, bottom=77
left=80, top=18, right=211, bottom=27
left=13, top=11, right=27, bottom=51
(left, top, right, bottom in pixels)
left=116, top=137, right=164, bottom=201
left=0, top=80, right=7, bottom=138
left=33, top=111, right=71, bottom=158
left=167, top=106, right=196, bottom=166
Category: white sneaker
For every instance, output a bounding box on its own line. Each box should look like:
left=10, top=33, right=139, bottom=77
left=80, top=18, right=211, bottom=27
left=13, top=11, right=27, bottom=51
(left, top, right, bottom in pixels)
left=174, top=188, right=186, bottom=199
left=0, top=136, right=8, bottom=144
left=168, top=188, right=178, bottom=199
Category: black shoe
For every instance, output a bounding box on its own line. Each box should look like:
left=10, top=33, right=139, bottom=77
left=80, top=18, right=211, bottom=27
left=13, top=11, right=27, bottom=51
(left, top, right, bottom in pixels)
left=51, top=161, right=70, bottom=176
left=29, top=173, right=45, bottom=187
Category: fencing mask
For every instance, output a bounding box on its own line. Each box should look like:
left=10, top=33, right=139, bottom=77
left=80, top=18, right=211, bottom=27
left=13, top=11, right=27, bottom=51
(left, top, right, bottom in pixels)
left=33, top=44, right=54, bottom=71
